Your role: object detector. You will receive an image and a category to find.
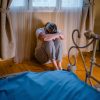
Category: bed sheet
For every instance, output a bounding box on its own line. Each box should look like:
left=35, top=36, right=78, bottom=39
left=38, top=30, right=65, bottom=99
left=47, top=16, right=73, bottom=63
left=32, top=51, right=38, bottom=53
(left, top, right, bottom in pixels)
left=0, top=70, right=100, bottom=100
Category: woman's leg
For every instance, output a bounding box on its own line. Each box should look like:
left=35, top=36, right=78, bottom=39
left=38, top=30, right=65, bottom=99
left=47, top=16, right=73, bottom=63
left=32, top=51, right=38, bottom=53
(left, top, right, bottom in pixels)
left=35, top=40, right=62, bottom=70
left=54, top=39, right=63, bottom=70
left=44, top=41, right=59, bottom=70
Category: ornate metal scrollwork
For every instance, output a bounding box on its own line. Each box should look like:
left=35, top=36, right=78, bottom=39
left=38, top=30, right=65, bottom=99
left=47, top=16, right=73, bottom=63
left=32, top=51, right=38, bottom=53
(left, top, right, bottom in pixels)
left=68, top=29, right=95, bottom=66
left=68, top=29, right=100, bottom=87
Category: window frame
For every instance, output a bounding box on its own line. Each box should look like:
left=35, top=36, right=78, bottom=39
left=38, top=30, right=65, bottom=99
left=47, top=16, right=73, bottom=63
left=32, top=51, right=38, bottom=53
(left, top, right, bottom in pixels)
left=10, top=0, right=83, bottom=12
left=10, top=0, right=29, bottom=11
left=29, top=0, right=58, bottom=12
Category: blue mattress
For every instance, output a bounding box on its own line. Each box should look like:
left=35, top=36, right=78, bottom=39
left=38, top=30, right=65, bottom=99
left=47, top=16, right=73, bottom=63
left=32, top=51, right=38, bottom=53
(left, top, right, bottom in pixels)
left=0, top=70, right=100, bottom=100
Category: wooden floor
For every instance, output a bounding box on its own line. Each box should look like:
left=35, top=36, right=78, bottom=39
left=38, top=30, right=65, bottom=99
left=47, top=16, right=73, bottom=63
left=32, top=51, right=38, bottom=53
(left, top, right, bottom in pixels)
left=0, top=51, right=100, bottom=85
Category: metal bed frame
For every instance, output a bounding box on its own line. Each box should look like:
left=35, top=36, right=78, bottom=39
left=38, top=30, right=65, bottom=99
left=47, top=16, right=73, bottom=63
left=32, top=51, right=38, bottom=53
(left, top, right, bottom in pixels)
left=68, top=29, right=100, bottom=87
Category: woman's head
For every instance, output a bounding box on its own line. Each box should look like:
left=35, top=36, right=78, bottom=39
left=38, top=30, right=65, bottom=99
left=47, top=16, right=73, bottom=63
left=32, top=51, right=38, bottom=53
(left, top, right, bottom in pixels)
left=45, top=22, right=57, bottom=34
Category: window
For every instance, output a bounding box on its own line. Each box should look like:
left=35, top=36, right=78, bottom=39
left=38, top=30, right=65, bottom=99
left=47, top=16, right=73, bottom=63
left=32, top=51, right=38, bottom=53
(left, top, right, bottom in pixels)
left=62, top=0, right=83, bottom=8
left=10, top=0, right=27, bottom=8
left=32, top=0, right=56, bottom=7
left=10, top=0, right=83, bottom=11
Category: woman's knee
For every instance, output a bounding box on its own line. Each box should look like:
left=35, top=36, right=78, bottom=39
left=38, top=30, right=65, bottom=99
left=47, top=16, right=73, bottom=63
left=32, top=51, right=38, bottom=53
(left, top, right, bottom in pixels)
left=44, top=41, right=54, bottom=46
left=44, top=41, right=55, bottom=51
left=44, top=41, right=56, bottom=59
left=54, top=38, right=62, bottom=48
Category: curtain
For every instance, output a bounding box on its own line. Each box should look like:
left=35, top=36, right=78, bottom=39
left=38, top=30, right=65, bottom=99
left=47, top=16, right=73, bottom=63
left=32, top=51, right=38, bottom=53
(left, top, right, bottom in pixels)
left=79, top=0, right=95, bottom=51
left=63, top=8, right=82, bottom=55
left=10, top=12, right=39, bottom=63
left=0, top=0, right=15, bottom=59
left=9, top=0, right=83, bottom=63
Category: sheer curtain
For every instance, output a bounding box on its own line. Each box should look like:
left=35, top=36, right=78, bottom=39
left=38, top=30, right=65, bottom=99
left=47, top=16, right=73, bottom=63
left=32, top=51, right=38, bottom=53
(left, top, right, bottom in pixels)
left=9, top=0, right=83, bottom=63
left=63, top=7, right=82, bottom=55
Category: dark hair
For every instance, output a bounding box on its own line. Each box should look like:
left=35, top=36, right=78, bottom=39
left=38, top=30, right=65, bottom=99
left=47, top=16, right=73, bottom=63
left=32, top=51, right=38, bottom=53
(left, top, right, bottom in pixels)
left=45, top=22, right=57, bottom=34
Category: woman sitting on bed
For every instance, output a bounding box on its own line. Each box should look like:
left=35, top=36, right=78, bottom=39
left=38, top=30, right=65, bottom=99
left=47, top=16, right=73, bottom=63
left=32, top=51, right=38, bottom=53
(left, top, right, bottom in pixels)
left=35, top=22, right=64, bottom=70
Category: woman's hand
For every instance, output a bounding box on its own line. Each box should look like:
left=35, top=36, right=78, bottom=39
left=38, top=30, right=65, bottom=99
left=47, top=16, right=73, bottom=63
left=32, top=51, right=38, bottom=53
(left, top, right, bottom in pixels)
left=59, top=33, right=64, bottom=40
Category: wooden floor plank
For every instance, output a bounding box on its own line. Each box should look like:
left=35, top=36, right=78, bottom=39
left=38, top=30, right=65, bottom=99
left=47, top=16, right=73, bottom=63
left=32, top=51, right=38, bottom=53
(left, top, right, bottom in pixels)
left=0, top=52, right=100, bottom=85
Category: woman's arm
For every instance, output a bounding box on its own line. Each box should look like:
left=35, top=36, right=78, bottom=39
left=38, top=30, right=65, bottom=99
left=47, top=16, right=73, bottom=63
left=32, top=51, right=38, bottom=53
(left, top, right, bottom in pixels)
left=38, top=32, right=64, bottom=41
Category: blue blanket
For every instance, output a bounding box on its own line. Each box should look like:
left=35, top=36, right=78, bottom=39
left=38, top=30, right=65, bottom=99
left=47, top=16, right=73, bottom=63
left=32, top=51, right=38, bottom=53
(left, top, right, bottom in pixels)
left=0, top=70, right=100, bottom=100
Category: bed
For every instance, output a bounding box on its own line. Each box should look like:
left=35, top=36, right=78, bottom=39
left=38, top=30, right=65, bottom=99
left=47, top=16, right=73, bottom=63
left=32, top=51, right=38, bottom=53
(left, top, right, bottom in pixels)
left=0, top=70, right=100, bottom=100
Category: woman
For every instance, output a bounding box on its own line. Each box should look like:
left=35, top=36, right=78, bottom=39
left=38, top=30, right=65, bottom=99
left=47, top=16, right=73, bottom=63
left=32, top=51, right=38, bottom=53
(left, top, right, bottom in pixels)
left=35, top=22, right=64, bottom=70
